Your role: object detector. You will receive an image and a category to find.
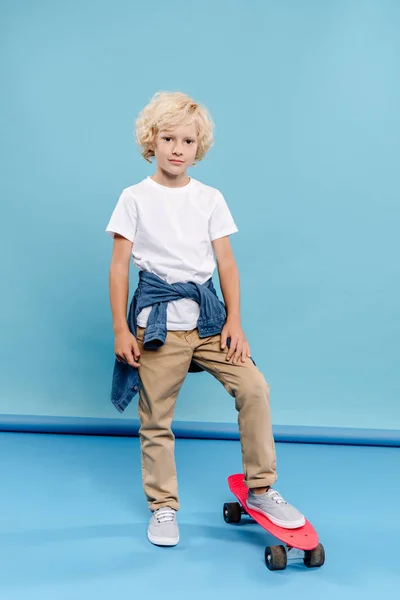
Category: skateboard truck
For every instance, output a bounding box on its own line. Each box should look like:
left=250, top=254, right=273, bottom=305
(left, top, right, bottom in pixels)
left=264, top=543, right=325, bottom=571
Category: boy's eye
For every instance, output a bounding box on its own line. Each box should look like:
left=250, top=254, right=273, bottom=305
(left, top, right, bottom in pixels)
left=163, top=137, right=194, bottom=144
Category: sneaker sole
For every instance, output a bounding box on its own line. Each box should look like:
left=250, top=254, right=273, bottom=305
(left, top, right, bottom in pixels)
left=147, top=532, right=179, bottom=546
left=246, top=501, right=305, bottom=529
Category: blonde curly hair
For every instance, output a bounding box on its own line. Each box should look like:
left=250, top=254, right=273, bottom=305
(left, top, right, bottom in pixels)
left=135, top=91, right=215, bottom=165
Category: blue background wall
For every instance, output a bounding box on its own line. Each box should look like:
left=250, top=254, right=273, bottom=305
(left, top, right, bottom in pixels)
left=1, top=0, right=399, bottom=435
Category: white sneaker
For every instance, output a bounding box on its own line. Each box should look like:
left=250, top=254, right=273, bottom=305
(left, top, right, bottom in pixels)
left=147, top=507, right=179, bottom=546
left=246, top=488, right=305, bottom=529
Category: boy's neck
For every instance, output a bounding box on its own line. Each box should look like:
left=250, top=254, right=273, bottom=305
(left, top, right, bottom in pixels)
left=151, top=168, right=191, bottom=189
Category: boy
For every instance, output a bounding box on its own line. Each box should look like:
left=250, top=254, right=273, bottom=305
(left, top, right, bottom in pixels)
left=105, top=91, right=305, bottom=547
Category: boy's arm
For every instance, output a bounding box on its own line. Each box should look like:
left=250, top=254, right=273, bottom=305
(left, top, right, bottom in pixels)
left=212, top=236, right=251, bottom=364
left=212, top=236, right=241, bottom=320
left=109, top=234, right=141, bottom=367
left=109, top=234, right=133, bottom=335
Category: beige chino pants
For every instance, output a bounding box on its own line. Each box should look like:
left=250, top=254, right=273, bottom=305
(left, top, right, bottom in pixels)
left=135, top=326, right=277, bottom=512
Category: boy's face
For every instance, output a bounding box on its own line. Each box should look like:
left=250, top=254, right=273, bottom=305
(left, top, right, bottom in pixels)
left=153, top=123, right=198, bottom=175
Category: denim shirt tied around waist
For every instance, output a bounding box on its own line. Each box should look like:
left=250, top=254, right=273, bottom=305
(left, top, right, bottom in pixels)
left=110, top=270, right=228, bottom=413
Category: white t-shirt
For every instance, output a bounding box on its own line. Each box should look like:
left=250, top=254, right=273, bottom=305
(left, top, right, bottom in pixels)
left=105, top=175, right=238, bottom=330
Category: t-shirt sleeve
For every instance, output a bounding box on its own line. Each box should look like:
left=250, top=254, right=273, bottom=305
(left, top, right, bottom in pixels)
left=105, top=189, right=138, bottom=243
left=209, top=190, right=239, bottom=241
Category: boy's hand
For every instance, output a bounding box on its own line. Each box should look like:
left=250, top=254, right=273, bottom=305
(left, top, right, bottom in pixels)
left=221, top=317, right=251, bottom=365
left=114, top=329, right=141, bottom=368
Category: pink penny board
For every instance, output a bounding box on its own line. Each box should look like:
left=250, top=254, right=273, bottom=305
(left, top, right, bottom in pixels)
left=228, top=474, right=319, bottom=551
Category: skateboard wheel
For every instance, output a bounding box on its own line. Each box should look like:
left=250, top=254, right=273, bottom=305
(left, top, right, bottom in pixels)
left=303, top=543, right=325, bottom=568
left=265, top=545, right=287, bottom=571
left=223, top=502, right=242, bottom=524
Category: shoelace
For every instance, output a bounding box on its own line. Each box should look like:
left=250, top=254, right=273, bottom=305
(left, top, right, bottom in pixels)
left=268, top=490, right=288, bottom=505
left=155, top=508, right=175, bottom=524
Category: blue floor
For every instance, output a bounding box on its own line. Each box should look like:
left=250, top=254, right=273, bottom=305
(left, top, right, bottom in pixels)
left=0, top=432, right=399, bottom=599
